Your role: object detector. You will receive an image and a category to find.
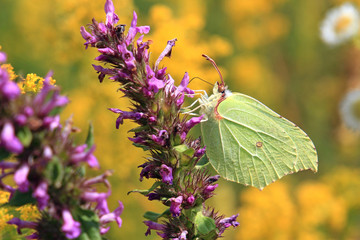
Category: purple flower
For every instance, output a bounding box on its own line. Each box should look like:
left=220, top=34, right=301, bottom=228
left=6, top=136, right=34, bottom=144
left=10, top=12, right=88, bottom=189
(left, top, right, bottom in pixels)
left=179, top=230, right=188, bottom=240
left=33, top=181, right=49, bottom=210
left=186, top=195, right=195, bottom=205
left=194, top=146, right=206, bottom=157
left=180, top=115, right=204, bottom=141
left=169, top=195, right=183, bottom=217
left=155, top=39, right=177, bottom=68
left=98, top=47, right=115, bottom=55
left=147, top=192, right=161, bottom=201
left=151, top=130, right=168, bottom=146
left=99, top=201, right=124, bottom=228
left=219, top=214, right=239, bottom=228
left=7, top=218, right=37, bottom=234
left=126, top=11, right=150, bottom=45
left=109, top=108, right=144, bottom=128
left=117, top=43, right=136, bottom=71
left=69, top=144, right=99, bottom=168
left=175, top=72, right=194, bottom=106
left=14, top=164, right=30, bottom=192
left=203, top=184, right=218, bottom=195
left=1, top=122, right=23, bottom=154
left=0, top=79, right=21, bottom=100
left=0, top=51, right=7, bottom=63
left=104, top=0, right=119, bottom=26
left=61, top=209, right=81, bottom=239
left=146, top=65, right=165, bottom=93
left=80, top=26, right=93, bottom=40
left=159, top=164, right=173, bottom=185
left=143, top=221, right=166, bottom=236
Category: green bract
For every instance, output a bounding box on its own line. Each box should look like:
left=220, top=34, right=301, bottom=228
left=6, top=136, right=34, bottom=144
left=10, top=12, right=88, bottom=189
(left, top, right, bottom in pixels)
left=199, top=84, right=318, bottom=190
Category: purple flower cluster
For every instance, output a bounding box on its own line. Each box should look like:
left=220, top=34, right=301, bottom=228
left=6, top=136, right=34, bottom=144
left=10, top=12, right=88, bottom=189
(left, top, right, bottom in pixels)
left=0, top=50, right=123, bottom=239
left=81, top=0, right=238, bottom=239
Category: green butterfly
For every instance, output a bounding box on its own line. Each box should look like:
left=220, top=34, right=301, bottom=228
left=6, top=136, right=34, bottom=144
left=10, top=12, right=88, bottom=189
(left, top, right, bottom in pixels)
left=196, top=55, right=318, bottom=190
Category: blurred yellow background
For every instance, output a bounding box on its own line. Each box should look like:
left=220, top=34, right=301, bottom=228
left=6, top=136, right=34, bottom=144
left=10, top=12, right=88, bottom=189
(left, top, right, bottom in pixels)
left=1, top=0, right=360, bottom=239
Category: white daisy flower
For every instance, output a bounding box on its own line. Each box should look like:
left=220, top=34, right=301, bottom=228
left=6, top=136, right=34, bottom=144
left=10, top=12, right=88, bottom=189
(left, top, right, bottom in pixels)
left=340, top=89, right=360, bottom=130
left=320, top=3, right=360, bottom=46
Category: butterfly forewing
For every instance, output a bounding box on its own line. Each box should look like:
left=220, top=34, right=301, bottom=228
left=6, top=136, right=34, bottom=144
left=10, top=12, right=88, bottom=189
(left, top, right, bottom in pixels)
left=201, top=93, right=317, bottom=189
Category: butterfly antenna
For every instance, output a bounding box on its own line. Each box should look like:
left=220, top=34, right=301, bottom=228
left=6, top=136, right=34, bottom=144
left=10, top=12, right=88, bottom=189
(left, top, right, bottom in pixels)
left=202, top=54, right=225, bottom=89
left=190, top=77, right=213, bottom=87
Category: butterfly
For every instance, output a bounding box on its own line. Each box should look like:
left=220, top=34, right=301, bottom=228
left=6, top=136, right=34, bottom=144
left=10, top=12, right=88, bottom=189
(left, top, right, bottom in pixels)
left=196, top=55, right=318, bottom=190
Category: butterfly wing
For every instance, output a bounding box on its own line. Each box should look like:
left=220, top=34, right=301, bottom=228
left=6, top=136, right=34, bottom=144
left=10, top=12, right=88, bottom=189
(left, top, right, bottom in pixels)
left=201, top=93, right=318, bottom=189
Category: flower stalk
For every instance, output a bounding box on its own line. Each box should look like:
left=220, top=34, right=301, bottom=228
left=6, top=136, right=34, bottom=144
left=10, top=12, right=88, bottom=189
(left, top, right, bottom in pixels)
left=81, top=0, right=239, bottom=239
left=0, top=50, right=123, bottom=239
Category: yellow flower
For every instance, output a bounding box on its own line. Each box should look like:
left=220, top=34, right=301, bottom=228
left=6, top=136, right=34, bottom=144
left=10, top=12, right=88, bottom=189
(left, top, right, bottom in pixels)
left=17, top=73, right=56, bottom=94
left=0, top=64, right=17, bottom=81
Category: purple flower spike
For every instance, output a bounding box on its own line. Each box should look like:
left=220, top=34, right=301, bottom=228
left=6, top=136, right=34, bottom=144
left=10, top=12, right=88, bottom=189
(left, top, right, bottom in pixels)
left=1, top=122, right=23, bottom=154
left=61, top=209, right=81, bottom=239
left=159, top=164, right=173, bottom=185
left=143, top=221, right=166, bottom=236
left=169, top=195, right=183, bottom=217
left=14, top=164, right=30, bottom=192
left=0, top=51, right=7, bottom=63
left=146, top=65, right=165, bottom=93
left=104, top=0, right=119, bottom=26
left=33, top=181, right=49, bottom=210
left=7, top=218, right=37, bottom=234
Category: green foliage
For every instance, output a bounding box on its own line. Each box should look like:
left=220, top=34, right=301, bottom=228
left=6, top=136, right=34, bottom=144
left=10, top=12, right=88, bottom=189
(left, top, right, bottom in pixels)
left=4, top=190, right=36, bottom=207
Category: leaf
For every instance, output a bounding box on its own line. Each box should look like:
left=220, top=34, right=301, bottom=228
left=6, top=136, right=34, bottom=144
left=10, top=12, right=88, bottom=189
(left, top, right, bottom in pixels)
left=0, top=148, right=11, bottom=161
left=45, top=157, right=64, bottom=188
left=5, top=190, right=36, bottom=207
left=194, top=212, right=216, bottom=235
left=76, top=208, right=101, bottom=240
left=143, top=209, right=170, bottom=221
left=127, top=181, right=161, bottom=195
left=85, top=122, right=94, bottom=149
left=201, top=93, right=318, bottom=190
left=17, top=127, right=32, bottom=147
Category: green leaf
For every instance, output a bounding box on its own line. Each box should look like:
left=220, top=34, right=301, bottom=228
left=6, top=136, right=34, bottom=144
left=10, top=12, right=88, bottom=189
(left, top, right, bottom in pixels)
left=201, top=92, right=318, bottom=190
left=194, top=212, right=216, bottom=235
left=17, top=127, right=32, bottom=147
left=128, top=181, right=161, bottom=195
left=173, top=144, right=189, bottom=153
left=0, top=148, right=11, bottom=161
left=5, top=190, right=36, bottom=207
left=195, top=154, right=209, bottom=168
left=45, top=157, right=64, bottom=188
left=76, top=208, right=101, bottom=240
left=143, top=209, right=170, bottom=221
left=85, top=123, right=94, bottom=149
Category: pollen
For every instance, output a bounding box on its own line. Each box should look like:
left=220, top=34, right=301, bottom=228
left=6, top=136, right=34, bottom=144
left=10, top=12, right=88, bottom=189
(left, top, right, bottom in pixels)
left=335, top=15, right=352, bottom=33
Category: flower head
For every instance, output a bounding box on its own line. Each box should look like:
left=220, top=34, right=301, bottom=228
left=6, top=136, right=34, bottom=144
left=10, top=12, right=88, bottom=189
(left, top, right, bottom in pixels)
left=320, top=3, right=360, bottom=46
left=340, top=89, right=360, bottom=130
